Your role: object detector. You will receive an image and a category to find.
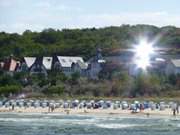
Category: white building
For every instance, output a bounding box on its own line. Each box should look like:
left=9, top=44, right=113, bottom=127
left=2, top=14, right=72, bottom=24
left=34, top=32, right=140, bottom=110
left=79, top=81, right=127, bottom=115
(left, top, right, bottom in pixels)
left=86, top=49, right=106, bottom=79
left=21, top=57, right=48, bottom=76
left=54, top=56, right=88, bottom=76
left=17, top=48, right=105, bottom=79
left=166, top=59, right=180, bottom=75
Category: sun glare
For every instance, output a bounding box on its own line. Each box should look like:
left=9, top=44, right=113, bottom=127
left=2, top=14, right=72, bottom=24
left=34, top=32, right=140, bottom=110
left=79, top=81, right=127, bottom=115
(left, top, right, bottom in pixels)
left=134, top=39, right=154, bottom=70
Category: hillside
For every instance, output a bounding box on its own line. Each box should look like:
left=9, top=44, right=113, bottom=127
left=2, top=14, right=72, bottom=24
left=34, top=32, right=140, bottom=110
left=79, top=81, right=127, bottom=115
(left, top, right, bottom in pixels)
left=0, top=25, right=180, bottom=60
left=0, top=25, right=180, bottom=98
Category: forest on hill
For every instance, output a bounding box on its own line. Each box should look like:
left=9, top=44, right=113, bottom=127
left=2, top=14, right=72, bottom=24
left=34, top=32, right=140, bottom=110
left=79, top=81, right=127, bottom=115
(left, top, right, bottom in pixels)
left=0, top=25, right=180, bottom=98
left=0, top=24, right=180, bottom=60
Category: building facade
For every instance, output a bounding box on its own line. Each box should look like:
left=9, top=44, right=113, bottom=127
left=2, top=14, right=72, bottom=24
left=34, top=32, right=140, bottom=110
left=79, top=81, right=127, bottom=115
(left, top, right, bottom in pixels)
left=0, top=49, right=106, bottom=79
left=166, top=59, right=180, bottom=75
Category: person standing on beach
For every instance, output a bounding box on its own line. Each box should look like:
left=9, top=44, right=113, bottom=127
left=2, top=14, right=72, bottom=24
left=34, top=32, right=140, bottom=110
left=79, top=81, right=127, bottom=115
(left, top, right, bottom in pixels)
left=12, top=104, right=15, bottom=111
left=50, top=104, right=55, bottom=112
left=173, top=108, right=176, bottom=116
left=172, top=103, right=177, bottom=116
left=176, top=103, right=179, bottom=114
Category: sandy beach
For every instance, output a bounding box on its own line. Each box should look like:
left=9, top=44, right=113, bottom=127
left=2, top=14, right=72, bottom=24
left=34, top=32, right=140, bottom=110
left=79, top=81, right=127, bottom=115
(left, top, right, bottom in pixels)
left=0, top=107, right=179, bottom=117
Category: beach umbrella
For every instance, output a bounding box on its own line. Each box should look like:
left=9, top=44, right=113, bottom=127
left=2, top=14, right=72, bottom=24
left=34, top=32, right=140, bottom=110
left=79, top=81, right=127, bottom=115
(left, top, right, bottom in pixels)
left=102, top=103, right=108, bottom=109
left=63, top=102, right=69, bottom=108
left=90, top=100, right=95, bottom=104
left=71, top=100, right=79, bottom=108
left=79, top=102, right=84, bottom=109
left=150, top=104, right=156, bottom=110
left=149, top=101, right=155, bottom=110
left=113, top=103, right=118, bottom=110
left=49, top=100, right=55, bottom=103
left=74, top=99, right=79, bottom=103
left=10, top=100, right=16, bottom=107
left=67, top=100, right=71, bottom=104
left=9, top=100, right=14, bottom=105
left=33, top=101, right=40, bottom=108
left=159, top=103, right=165, bottom=111
left=98, top=100, right=104, bottom=107
left=149, top=101, right=154, bottom=105
left=41, top=102, right=48, bottom=108
left=115, top=101, right=120, bottom=104
left=29, top=100, right=34, bottom=105
left=49, top=102, right=55, bottom=107
left=171, top=103, right=177, bottom=110
left=5, top=102, right=10, bottom=108
left=81, top=100, right=86, bottom=104
left=143, top=101, right=149, bottom=109
left=106, top=101, right=112, bottom=108
left=93, top=103, right=99, bottom=109
left=86, top=102, right=92, bottom=109
left=134, top=101, right=140, bottom=109
left=121, top=101, right=128, bottom=104
left=58, top=100, right=64, bottom=107
left=168, top=102, right=174, bottom=109
left=18, top=102, right=24, bottom=108
left=81, top=101, right=87, bottom=108
left=121, top=101, right=129, bottom=110
left=134, top=101, right=139, bottom=104
left=115, top=101, right=121, bottom=108
left=69, top=103, right=74, bottom=108
left=55, top=102, right=60, bottom=108
left=130, top=104, right=136, bottom=110
left=26, top=102, right=32, bottom=107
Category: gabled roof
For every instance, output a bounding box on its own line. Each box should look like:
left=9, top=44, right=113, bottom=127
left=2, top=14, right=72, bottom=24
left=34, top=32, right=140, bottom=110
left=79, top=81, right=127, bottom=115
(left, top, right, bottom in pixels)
left=43, top=57, right=53, bottom=70
left=171, top=59, right=180, bottom=68
left=24, top=57, right=36, bottom=68
left=9, top=59, right=17, bottom=71
left=57, top=56, right=84, bottom=68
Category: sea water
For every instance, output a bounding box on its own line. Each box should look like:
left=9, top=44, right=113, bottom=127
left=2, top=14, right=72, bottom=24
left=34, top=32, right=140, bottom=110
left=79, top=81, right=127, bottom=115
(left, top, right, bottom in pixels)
left=0, top=113, right=179, bottom=135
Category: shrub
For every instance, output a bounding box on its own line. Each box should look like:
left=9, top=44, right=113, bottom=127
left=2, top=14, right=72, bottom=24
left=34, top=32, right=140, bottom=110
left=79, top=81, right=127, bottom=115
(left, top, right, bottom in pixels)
left=44, top=85, right=65, bottom=95
left=0, top=85, right=22, bottom=96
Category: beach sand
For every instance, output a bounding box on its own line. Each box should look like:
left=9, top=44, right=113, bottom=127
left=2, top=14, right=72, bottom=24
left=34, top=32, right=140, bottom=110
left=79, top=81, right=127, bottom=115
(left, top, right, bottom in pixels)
left=0, top=107, right=179, bottom=117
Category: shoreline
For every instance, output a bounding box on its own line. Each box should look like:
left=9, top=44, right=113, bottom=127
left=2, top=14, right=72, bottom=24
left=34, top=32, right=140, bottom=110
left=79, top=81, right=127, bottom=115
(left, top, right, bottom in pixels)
left=0, top=107, right=179, bottom=118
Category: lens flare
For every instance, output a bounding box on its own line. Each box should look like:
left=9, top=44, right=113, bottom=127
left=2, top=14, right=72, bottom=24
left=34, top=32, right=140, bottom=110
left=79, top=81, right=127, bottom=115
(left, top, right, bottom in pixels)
left=134, top=39, right=154, bottom=70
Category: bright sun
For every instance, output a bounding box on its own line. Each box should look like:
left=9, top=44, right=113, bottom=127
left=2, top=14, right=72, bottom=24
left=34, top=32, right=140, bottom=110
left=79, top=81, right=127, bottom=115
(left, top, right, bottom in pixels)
left=134, top=39, right=154, bottom=70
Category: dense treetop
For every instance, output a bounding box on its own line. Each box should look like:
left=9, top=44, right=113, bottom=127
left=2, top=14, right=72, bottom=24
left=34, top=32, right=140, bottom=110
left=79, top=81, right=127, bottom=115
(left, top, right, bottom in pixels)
left=0, top=25, right=180, bottom=60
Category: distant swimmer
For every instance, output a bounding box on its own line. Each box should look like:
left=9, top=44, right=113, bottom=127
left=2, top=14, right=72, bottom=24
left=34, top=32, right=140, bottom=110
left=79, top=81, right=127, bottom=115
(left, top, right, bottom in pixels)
left=12, top=104, right=15, bottom=111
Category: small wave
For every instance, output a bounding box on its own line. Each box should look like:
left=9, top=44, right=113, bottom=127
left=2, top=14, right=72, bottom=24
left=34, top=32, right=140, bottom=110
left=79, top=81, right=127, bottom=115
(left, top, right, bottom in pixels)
left=95, top=123, right=136, bottom=129
left=0, top=118, right=40, bottom=122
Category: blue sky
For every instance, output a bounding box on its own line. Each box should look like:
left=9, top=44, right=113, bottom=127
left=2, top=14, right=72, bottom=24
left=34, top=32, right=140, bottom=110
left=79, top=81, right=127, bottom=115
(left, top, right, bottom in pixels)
left=0, top=0, right=180, bottom=33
